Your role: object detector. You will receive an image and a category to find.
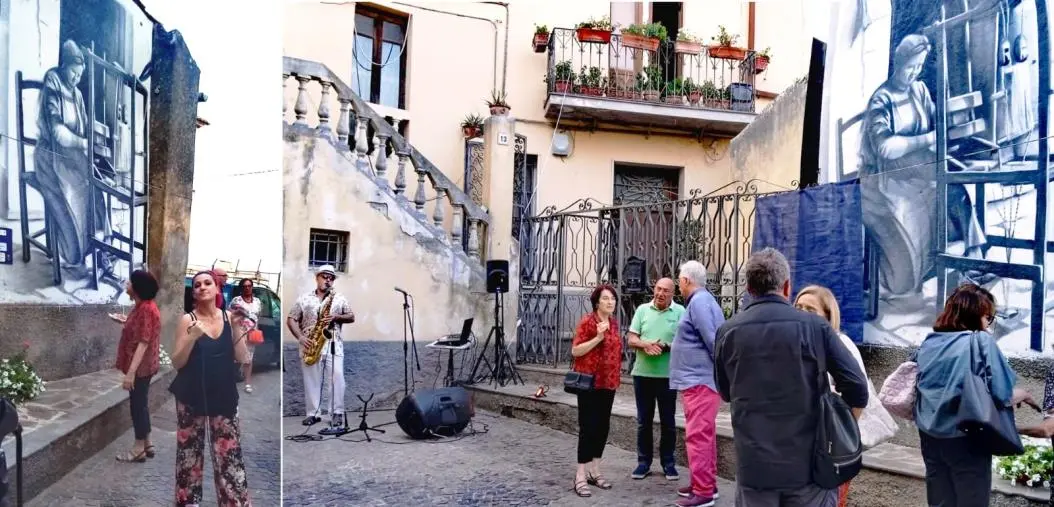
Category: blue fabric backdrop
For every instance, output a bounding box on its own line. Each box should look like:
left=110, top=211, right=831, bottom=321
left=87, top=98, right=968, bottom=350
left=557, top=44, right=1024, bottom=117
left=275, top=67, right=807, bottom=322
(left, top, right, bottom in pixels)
left=751, top=181, right=865, bottom=342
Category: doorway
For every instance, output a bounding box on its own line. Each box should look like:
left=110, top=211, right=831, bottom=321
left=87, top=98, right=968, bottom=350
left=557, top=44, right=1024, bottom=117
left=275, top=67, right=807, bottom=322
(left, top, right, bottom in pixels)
left=651, top=2, right=682, bottom=85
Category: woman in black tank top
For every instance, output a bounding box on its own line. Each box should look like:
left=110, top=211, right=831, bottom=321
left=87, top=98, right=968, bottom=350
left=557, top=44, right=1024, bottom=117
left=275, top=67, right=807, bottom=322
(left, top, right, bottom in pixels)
left=169, top=271, right=252, bottom=506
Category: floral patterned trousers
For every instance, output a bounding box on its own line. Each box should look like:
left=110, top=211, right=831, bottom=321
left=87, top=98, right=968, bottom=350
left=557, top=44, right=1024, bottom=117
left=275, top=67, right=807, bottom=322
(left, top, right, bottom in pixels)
left=175, top=402, right=251, bottom=506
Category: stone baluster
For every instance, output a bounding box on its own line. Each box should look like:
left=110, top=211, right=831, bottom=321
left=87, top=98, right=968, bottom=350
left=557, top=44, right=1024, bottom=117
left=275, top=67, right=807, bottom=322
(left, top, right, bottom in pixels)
left=466, top=218, right=481, bottom=259
left=451, top=204, right=464, bottom=251
left=375, top=132, right=389, bottom=189
left=413, top=165, right=428, bottom=215
left=316, top=80, right=333, bottom=138
left=293, top=76, right=310, bottom=126
left=336, top=98, right=351, bottom=145
left=394, top=150, right=409, bottom=196
left=432, top=187, right=446, bottom=229
left=353, top=113, right=370, bottom=174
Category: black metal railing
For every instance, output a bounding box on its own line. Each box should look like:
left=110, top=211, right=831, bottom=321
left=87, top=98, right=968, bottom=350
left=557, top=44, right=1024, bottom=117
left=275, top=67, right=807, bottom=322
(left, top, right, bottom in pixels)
left=516, top=180, right=794, bottom=371
left=543, top=27, right=758, bottom=114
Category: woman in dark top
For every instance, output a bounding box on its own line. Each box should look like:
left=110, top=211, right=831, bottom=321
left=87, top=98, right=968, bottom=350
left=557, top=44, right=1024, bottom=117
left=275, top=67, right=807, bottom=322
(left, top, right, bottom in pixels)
left=110, top=269, right=161, bottom=463
left=570, top=284, right=622, bottom=498
left=170, top=271, right=251, bottom=506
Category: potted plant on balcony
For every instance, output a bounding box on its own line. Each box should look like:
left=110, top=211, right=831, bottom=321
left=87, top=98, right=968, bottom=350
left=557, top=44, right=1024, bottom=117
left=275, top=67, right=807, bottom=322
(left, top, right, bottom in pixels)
left=675, top=29, right=704, bottom=55
left=487, top=89, right=511, bottom=115
left=550, top=60, right=575, bottom=93
left=460, top=114, right=484, bottom=138
left=684, top=78, right=702, bottom=105
left=708, top=25, right=747, bottom=61
left=533, top=24, right=550, bottom=53
left=754, top=47, right=772, bottom=73
left=575, top=16, right=613, bottom=44
left=665, top=78, right=686, bottom=105
left=578, top=66, right=604, bottom=96
left=621, top=22, right=667, bottom=51
left=642, top=65, right=663, bottom=102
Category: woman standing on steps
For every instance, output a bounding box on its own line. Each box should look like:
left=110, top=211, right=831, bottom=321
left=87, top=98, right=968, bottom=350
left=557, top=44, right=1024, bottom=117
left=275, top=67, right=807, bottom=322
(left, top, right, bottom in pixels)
left=169, top=271, right=252, bottom=506
left=110, top=269, right=162, bottom=463
left=570, top=284, right=622, bottom=498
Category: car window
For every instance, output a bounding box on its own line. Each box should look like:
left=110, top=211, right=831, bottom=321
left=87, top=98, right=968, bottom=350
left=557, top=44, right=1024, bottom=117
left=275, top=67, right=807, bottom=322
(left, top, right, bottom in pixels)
left=254, top=288, right=273, bottom=319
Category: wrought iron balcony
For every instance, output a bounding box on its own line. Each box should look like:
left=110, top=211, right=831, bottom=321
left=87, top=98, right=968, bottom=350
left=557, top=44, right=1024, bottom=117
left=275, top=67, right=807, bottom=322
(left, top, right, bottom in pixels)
left=542, top=27, right=759, bottom=137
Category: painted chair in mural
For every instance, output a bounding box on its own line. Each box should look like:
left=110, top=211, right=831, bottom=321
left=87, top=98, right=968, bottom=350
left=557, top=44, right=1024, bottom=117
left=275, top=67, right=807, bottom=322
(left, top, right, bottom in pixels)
left=925, top=0, right=1050, bottom=352
left=13, top=71, right=62, bottom=286
left=81, top=46, right=149, bottom=291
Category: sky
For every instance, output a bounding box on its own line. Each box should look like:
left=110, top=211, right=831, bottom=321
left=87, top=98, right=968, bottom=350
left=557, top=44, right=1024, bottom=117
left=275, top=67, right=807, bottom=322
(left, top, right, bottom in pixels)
left=142, top=0, right=284, bottom=275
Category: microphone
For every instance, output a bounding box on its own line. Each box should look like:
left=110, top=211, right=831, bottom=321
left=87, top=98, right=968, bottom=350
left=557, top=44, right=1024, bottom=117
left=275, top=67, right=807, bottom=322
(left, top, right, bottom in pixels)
left=394, top=287, right=409, bottom=296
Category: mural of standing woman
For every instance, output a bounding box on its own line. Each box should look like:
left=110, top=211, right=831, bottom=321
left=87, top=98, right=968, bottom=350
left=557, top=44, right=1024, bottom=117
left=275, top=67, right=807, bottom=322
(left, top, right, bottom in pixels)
left=859, top=33, right=992, bottom=299
left=34, top=39, right=116, bottom=281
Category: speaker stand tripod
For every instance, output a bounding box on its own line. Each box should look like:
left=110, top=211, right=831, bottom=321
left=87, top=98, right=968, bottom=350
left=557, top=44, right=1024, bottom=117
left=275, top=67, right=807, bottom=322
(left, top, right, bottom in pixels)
left=468, top=290, right=523, bottom=387
left=345, top=394, right=386, bottom=442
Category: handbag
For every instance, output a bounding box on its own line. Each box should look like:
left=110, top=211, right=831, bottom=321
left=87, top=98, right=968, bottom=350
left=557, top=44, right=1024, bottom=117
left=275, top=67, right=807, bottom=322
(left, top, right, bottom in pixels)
left=563, top=370, right=595, bottom=395
left=858, top=377, right=899, bottom=448
left=955, top=332, right=1024, bottom=456
left=812, top=343, right=864, bottom=490
left=247, top=329, right=264, bottom=345
left=878, top=356, right=919, bottom=421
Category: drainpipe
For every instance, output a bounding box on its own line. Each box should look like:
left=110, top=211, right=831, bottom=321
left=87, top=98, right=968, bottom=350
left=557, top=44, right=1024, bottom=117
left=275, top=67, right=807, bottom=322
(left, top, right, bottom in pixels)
left=391, top=2, right=500, bottom=92
left=480, top=2, right=510, bottom=96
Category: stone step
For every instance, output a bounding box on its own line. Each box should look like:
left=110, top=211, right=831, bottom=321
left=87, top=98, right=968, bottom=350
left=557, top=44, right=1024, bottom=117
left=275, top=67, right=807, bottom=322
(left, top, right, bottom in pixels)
left=466, top=376, right=1048, bottom=506
left=1, top=366, right=176, bottom=503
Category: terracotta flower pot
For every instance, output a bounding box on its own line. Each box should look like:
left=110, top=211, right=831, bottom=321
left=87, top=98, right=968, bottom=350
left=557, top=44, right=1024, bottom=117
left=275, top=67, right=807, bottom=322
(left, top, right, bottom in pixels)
left=754, top=55, right=770, bottom=73
left=688, top=90, right=701, bottom=105
left=642, top=90, right=660, bottom=102
left=462, top=126, right=481, bottom=138
left=664, top=95, right=684, bottom=105
left=490, top=105, right=510, bottom=115
left=533, top=33, right=549, bottom=53
left=583, top=86, right=603, bottom=97
left=576, top=28, right=612, bottom=44
left=621, top=34, right=659, bottom=51
left=708, top=45, right=747, bottom=61
left=674, top=41, right=703, bottom=55
left=554, top=80, right=573, bottom=93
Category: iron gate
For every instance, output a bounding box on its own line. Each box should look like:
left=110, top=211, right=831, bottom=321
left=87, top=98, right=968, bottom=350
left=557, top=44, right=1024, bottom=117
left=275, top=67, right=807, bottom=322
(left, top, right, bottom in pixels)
left=515, top=179, right=794, bottom=372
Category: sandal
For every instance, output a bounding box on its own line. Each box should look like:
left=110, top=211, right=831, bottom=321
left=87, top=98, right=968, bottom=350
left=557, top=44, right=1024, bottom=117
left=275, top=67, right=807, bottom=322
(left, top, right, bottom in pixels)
left=573, top=479, right=592, bottom=498
left=145, top=445, right=156, bottom=459
left=115, top=449, right=147, bottom=463
left=587, top=473, right=612, bottom=490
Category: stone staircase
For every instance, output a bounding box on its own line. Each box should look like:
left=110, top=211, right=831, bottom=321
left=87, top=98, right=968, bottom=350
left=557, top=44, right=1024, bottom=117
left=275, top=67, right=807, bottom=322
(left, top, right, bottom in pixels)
left=465, top=364, right=1048, bottom=506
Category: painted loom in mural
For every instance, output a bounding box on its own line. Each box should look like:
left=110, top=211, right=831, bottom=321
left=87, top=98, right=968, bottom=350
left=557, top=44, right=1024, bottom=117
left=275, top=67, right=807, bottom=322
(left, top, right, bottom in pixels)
left=0, top=0, right=151, bottom=304
left=823, top=0, right=1054, bottom=356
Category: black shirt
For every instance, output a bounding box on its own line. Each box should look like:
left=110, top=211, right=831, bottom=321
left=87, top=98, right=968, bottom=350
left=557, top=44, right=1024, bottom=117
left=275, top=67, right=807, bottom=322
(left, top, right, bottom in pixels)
left=169, top=311, right=239, bottom=418
left=714, top=295, right=868, bottom=490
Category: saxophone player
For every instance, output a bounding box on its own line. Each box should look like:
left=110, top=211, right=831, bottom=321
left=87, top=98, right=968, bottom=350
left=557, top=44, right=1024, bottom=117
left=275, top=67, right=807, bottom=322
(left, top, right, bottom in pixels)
left=286, top=265, right=355, bottom=428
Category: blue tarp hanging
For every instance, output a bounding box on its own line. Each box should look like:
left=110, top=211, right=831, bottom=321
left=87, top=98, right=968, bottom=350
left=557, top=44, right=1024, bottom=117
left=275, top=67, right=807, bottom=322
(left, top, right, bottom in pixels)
left=751, top=181, right=865, bottom=343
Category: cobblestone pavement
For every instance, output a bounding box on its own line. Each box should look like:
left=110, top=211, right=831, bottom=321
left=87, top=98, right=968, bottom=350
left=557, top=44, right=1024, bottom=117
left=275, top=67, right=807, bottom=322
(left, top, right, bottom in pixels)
left=283, top=409, right=734, bottom=506
left=30, top=368, right=281, bottom=507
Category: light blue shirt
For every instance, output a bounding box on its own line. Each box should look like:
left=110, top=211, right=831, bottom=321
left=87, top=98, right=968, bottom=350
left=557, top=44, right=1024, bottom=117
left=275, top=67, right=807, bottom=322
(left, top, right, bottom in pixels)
left=669, top=287, right=725, bottom=391
left=914, top=330, right=1016, bottom=438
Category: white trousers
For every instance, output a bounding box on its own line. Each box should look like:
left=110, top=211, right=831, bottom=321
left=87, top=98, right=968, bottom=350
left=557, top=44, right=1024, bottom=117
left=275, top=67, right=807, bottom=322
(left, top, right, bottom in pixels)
left=302, top=352, right=345, bottom=417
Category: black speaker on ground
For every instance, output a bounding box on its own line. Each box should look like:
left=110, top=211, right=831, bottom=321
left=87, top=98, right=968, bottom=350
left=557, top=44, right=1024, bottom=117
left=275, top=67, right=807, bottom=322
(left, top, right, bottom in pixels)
left=486, top=260, right=509, bottom=294
left=395, top=387, right=475, bottom=439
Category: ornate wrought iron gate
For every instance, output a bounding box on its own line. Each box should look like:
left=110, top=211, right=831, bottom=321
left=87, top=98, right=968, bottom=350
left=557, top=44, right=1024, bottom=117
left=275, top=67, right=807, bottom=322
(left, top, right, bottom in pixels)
left=515, top=179, right=792, bottom=372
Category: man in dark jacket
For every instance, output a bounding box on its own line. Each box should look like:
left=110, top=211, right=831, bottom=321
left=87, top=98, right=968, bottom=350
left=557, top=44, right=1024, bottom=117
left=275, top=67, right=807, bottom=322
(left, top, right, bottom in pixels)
left=714, top=248, right=868, bottom=506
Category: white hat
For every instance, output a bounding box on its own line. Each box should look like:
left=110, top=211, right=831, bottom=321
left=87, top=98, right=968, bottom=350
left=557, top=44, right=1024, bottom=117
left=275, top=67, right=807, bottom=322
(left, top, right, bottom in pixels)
left=316, top=265, right=337, bottom=277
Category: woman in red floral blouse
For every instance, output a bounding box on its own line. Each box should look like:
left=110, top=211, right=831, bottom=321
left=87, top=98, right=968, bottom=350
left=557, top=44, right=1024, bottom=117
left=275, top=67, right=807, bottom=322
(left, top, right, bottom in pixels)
left=571, top=284, right=622, bottom=498
left=110, top=269, right=162, bottom=463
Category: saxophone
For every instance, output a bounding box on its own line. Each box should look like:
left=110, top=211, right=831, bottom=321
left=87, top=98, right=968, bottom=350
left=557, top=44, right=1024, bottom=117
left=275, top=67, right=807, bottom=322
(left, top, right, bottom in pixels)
left=302, top=290, right=335, bottom=366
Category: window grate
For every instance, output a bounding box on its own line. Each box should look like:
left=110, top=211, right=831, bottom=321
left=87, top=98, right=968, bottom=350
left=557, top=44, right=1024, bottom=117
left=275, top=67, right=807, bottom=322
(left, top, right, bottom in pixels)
left=308, top=228, right=349, bottom=272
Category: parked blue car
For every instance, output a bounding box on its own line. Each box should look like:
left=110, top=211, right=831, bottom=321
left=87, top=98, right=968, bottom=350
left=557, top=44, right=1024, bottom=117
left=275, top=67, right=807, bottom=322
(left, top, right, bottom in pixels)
left=183, top=277, right=281, bottom=368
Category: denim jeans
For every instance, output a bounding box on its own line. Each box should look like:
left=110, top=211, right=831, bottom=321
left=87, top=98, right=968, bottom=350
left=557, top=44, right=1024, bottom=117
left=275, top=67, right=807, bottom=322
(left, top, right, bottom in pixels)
left=633, top=376, right=677, bottom=467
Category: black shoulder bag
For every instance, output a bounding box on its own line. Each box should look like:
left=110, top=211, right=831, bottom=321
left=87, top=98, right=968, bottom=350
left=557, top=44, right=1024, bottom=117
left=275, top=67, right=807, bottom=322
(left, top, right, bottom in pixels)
left=812, top=341, right=864, bottom=489
left=563, top=333, right=596, bottom=395
left=955, top=332, right=1024, bottom=456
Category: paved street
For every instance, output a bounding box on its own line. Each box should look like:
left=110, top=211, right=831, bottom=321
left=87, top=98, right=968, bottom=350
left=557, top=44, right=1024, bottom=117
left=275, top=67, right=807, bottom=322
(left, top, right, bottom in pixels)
left=30, top=368, right=281, bottom=507
left=283, top=408, right=734, bottom=506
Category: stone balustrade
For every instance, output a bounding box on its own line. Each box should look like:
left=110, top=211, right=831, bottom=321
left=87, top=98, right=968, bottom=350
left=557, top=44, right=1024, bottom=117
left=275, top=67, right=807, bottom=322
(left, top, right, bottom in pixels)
left=282, top=57, right=487, bottom=260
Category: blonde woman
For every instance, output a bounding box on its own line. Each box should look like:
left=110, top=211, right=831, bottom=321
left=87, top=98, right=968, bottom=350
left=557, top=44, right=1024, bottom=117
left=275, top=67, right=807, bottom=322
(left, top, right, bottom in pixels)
left=794, top=285, right=898, bottom=507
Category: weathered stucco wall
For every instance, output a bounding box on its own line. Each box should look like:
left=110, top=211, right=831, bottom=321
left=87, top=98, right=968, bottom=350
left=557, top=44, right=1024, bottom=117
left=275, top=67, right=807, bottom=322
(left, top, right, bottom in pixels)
left=729, top=76, right=809, bottom=186
left=282, top=125, right=493, bottom=344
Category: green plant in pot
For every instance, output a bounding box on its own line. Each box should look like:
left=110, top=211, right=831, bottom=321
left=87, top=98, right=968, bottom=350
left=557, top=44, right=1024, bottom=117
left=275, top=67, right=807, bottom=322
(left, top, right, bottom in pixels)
left=641, top=65, right=663, bottom=101
left=708, top=25, right=746, bottom=61
left=675, top=29, right=704, bottom=55
left=621, top=22, right=667, bottom=51
left=486, top=89, right=511, bottom=115
left=551, top=60, right=575, bottom=93
left=578, top=66, right=604, bottom=96
left=755, top=47, right=772, bottom=73
left=665, top=78, right=685, bottom=105
left=460, top=113, right=484, bottom=138
left=575, top=15, right=613, bottom=44
left=684, top=78, right=702, bottom=105
left=533, top=24, right=550, bottom=53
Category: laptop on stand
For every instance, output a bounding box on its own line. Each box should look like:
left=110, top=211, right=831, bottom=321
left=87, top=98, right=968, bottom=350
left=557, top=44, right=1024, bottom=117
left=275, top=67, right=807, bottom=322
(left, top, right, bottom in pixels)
left=436, top=318, right=473, bottom=346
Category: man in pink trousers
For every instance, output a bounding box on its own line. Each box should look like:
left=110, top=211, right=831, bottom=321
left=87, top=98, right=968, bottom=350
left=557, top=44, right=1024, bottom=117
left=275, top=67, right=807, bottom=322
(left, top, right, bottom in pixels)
left=668, top=260, right=725, bottom=507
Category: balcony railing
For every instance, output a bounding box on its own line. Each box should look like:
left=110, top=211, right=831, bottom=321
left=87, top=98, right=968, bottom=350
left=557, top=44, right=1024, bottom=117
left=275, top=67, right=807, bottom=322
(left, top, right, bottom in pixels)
left=543, top=27, right=759, bottom=132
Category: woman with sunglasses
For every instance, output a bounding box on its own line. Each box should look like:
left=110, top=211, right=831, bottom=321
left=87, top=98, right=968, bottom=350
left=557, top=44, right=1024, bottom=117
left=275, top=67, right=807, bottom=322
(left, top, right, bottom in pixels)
left=229, top=278, right=261, bottom=394
left=169, top=271, right=252, bottom=506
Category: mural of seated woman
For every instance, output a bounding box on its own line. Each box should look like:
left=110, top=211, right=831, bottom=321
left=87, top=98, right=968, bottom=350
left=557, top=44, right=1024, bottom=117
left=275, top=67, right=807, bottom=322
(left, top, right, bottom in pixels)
left=859, top=33, right=994, bottom=298
left=34, top=39, right=117, bottom=281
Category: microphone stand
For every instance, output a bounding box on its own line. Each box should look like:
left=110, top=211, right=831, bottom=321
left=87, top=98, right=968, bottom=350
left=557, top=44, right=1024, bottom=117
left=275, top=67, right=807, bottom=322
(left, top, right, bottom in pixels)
left=398, top=290, right=421, bottom=398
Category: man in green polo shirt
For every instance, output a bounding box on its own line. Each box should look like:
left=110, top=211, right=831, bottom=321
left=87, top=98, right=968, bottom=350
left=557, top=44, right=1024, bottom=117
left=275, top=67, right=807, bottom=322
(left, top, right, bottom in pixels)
left=628, top=277, right=686, bottom=481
